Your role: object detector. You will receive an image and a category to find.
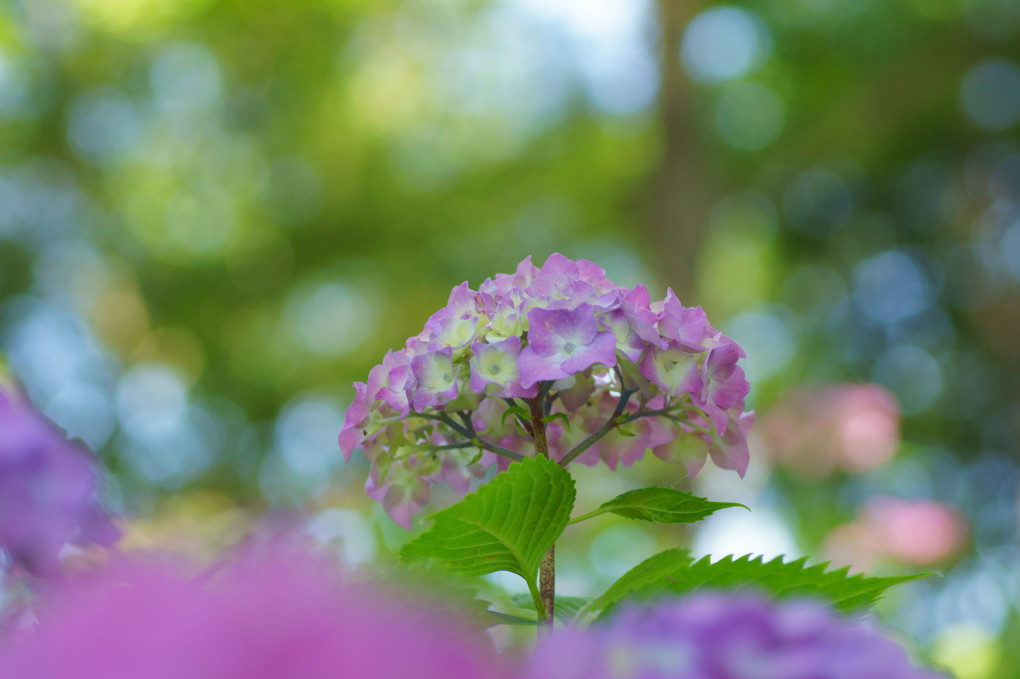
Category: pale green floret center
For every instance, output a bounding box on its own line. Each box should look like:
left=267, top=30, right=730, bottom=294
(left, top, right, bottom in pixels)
left=478, top=350, right=515, bottom=385
left=563, top=341, right=576, bottom=354
left=654, top=349, right=692, bottom=381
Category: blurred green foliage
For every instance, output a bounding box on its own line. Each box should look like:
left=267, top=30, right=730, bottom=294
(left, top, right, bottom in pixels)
left=2, top=0, right=1020, bottom=675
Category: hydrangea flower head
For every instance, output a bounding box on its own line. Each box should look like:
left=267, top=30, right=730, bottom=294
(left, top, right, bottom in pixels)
left=339, top=254, right=753, bottom=527
left=0, top=554, right=504, bottom=679
left=0, top=382, right=119, bottom=576
left=527, top=593, right=944, bottom=679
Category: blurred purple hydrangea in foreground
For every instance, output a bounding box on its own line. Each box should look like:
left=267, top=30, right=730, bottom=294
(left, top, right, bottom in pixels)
left=0, top=554, right=505, bottom=679
left=0, top=381, right=118, bottom=577
left=527, top=593, right=944, bottom=679
left=339, top=254, right=752, bottom=527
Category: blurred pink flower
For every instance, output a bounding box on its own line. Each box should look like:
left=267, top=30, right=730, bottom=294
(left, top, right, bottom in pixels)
left=0, top=383, right=118, bottom=577
left=824, top=497, right=968, bottom=571
left=762, top=384, right=900, bottom=478
left=0, top=554, right=507, bottom=679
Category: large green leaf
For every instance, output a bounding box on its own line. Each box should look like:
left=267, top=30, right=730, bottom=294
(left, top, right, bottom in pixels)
left=598, top=553, right=934, bottom=619
left=569, top=487, right=746, bottom=525
left=580, top=548, right=693, bottom=620
left=399, top=456, right=575, bottom=583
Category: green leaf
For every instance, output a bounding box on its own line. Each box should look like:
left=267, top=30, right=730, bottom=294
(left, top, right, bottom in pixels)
left=510, top=594, right=593, bottom=623
left=399, top=456, right=575, bottom=586
left=569, top=487, right=746, bottom=525
left=542, top=412, right=571, bottom=428
left=500, top=405, right=531, bottom=427
left=602, top=553, right=935, bottom=618
left=582, top=548, right=693, bottom=619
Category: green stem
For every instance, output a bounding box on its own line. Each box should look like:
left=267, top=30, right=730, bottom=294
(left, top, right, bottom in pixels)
left=529, top=394, right=555, bottom=631
left=566, top=508, right=608, bottom=526
left=526, top=575, right=547, bottom=624
left=413, top=411, right=525, bottom=462
left=558, top=388, right=635, bottom=467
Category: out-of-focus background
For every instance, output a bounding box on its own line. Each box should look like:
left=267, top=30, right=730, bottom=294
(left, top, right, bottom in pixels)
left=1, top=0, right=1018, bottom=674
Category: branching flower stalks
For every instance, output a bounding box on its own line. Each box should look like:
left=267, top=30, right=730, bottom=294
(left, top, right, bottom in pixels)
left=338, top=255, right=753, bottom=622
left=339, top=253, right=752, bottom=528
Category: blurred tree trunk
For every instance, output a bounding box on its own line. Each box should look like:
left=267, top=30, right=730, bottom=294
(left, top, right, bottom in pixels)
left=646, top=0, right=714, bottom=301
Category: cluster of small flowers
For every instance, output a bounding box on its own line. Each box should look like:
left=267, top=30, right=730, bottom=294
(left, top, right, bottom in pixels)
left=0, top=382, right=119, bottom=577
left=528, top=594, right=944, bottom=679
left=338, top=254, right=753, bottom=527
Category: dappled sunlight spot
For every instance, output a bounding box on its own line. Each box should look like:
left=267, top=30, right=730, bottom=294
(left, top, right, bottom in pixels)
left=853, top=249, right=937, bottom=325
left=724, top=308, right=796, bottom=384
left=872, top=344, right=943, bottom=415
left=113, top=366, right=219, bottom=486
left=150, top=43, right=222, bottom=113
left=284, top=281, right=380, bottom=357
left=694, top=433, right=771, bottom=505
left=710, top=191, right=779, bottom=244
left=118, top=491, right=252, bottom=562
left=344, top=27, right=430, bottom=135
left=132, top=326, right=207, bottom=385
left=510, top=0, right=657, bottom=115
left=115, top=363, right=187, bottom=439
left=3, top=299, right=118, bottom=405
left=273, top=393, right=346, bottom=490
left=0, top=50, right=35, bottom=120
left=960, top=60, right=1020, bottom=132
left=1002, top=218, right=1020, bottom=282
left=162, top=185, right=238, bottom=258
left=72, top=0, right=213, bottom=35
left=264, top=158, right=323, bottom=225
left=780, top=263, right=848, bottom=321
left=697, top=240, right=778, bottom=318
left=304, top=508, right=377, bottom=567
left=224, top=308, right=294, bottom=383
left=587, top=525, right=658, bottom=583
left=66, top=89, right=142, bottom=165
left=119, top=406, right=217, bottom=487
left=932, top=623, right=1001, bottom=679
left=783, top=167, right=854, bottom=236
left=691, top=506, right=797, bottom=562
left=573, top=241, right=656, bottom=291
left=44, top=381, right=116, bottom=451
left=896, top=159, right=965, bottom=228
left=715, top=82, right=785, bottom=151
left=681, top=7, right=771, bottom=84
left=89, top=283, right=151, bottom=353
left=699, top=193, right=780, bottom=314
